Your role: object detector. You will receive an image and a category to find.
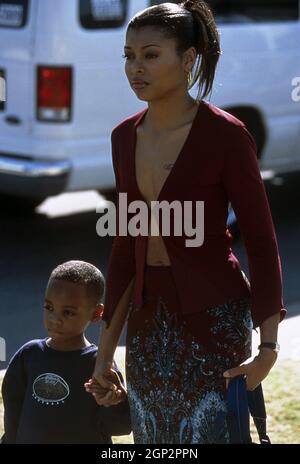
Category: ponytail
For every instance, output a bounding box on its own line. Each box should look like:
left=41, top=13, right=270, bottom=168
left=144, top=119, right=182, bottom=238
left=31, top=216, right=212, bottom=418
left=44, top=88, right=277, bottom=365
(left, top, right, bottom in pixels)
left=181, top=1, right=221, bottom=99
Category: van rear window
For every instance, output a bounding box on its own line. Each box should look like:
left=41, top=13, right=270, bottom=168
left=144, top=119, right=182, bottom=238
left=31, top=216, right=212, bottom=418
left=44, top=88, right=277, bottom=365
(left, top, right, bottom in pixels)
left=0, top=0, right=29, bottom=28
left=150, top=1, right=299, bottom=22
left=79, top=0, right=127, bottom=29
left=208, top=0, right=299, bottom=23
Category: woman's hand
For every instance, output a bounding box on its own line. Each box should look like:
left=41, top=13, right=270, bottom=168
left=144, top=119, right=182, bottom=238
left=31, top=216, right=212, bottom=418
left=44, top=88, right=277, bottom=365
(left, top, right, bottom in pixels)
left=84, top=362, right=125, bottom=407
left=223, top=349, right=278, bottom=391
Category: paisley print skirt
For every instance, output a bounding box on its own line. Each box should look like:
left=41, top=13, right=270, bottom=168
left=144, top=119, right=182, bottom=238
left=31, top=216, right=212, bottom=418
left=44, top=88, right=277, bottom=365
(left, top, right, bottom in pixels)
left=125, top=265, right=253, bottom=444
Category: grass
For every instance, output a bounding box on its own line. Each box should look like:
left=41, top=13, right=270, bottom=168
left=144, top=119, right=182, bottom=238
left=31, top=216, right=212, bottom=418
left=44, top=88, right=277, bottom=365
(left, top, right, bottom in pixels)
left=252, top=360, right=300, bottom=444
left=1, top=359, right=299, bottom=444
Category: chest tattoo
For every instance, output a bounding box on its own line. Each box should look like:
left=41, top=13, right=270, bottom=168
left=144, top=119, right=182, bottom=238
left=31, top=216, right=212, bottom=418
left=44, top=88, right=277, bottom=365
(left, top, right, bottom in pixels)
left=163, top=163, right=174, bottom=171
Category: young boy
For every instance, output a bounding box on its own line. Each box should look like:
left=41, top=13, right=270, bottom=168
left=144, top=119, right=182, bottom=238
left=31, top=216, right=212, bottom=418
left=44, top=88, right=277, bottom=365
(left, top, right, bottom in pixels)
left=1, top=260, right=131, bottom=444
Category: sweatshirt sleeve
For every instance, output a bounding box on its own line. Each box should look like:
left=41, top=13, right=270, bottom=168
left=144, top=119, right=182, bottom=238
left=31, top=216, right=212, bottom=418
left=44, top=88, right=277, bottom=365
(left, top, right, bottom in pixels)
left=221, top=124, right=287, bottom=328
left=1, top=348, right=27, bottom=444
left=97, top=398, right=132, bottom=437
left=97, top=361, right=132, bottom=437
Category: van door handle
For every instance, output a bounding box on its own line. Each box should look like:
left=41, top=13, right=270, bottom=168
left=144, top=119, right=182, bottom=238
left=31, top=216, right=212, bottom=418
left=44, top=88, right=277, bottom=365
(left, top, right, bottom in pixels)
left=5, top=115, right=22, bottom=125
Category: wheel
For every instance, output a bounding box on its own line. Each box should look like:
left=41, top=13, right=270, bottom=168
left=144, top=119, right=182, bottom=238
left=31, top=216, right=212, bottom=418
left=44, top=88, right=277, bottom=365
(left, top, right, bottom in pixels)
left=0, top=195, right=46, bottom=215
left=98, top=189, right=118, bottom=204
left=227, top=204, right=240, bottom=240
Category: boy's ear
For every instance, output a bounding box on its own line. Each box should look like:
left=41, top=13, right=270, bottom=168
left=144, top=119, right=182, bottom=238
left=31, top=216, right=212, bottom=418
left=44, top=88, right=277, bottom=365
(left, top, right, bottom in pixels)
left=91, top=303, right=104, bottom=322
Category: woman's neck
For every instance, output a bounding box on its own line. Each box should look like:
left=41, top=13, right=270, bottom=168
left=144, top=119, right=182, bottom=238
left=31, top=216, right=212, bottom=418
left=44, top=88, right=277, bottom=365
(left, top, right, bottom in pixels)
left=145, top=95, right=199, bottom=134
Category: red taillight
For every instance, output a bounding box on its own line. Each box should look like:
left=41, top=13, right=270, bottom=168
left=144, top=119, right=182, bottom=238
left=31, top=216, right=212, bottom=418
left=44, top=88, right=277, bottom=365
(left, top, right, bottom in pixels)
left=37, top=66, right=72, bottom=122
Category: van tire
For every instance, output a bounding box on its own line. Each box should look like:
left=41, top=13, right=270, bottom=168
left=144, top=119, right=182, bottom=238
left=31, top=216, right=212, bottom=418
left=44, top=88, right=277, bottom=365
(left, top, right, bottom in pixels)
left=222, top=106, right=266, bottom=160
left=0, top=195, right=45, bottom=215
left=99, top=189, right=118, bottom=204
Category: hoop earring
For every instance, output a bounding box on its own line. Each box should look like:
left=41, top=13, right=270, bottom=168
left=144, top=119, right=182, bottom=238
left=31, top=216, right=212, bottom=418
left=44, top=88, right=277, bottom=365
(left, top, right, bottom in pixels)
left=187, top=71, right=193, bottom=87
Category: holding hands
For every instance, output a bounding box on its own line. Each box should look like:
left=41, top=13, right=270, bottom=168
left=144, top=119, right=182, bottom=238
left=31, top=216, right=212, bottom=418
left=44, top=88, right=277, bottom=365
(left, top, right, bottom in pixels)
left=85, top=361, right=126, bottom=407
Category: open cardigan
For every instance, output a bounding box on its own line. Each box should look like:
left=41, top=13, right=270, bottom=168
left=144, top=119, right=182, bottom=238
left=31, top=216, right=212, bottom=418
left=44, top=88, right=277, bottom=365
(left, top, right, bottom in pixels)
left=103, top=100, right=286, bottom=329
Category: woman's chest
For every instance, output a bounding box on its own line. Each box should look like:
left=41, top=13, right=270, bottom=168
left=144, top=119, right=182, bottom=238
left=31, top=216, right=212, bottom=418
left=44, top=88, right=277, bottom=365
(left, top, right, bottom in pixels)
left=134, top=124, right=193, bottom=204
left=117, top=123, right=224, bottom=203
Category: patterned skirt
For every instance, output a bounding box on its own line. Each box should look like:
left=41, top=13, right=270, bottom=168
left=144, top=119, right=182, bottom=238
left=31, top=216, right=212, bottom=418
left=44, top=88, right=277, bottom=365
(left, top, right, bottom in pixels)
left=125, top=265, right=253, bottom=444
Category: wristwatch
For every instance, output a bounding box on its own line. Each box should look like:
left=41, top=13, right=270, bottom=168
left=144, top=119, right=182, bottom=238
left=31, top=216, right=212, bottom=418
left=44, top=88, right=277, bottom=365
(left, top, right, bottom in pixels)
left=258, top=342, right=280, bottom=353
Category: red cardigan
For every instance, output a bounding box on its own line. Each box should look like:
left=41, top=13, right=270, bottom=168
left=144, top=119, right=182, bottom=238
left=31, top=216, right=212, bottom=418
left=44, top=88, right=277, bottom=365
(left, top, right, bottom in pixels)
left=103, top=100, right=286, bottom=329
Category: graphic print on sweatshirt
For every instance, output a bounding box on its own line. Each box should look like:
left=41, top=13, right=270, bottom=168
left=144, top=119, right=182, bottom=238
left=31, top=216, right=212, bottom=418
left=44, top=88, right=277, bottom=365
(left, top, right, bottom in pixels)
left=32, top=373, right=70, bottom=405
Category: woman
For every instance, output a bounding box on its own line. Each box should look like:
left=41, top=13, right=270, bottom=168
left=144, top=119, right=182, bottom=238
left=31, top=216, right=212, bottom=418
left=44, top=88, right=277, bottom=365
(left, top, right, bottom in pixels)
left=86, top=1, right=286, bottom=444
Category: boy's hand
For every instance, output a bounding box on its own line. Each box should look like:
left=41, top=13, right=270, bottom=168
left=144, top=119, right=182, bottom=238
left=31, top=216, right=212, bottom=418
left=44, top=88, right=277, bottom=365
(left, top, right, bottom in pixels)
left=84, top=372, right=127, bottom=407
left=85, top=361, right=127, bottom=407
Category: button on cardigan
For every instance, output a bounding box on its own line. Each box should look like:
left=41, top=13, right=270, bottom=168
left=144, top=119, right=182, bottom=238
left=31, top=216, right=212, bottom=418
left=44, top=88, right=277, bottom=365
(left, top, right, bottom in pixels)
left=103, top=100, right=286, bottom=329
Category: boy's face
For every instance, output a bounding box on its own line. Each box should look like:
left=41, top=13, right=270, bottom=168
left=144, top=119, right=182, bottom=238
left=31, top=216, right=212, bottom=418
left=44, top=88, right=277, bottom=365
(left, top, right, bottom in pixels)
left=43, top=278, right=103, bottom=350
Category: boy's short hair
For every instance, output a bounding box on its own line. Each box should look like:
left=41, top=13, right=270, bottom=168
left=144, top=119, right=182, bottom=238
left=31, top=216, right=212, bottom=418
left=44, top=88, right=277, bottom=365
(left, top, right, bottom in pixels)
left=49, top=260, right=105, bottom=305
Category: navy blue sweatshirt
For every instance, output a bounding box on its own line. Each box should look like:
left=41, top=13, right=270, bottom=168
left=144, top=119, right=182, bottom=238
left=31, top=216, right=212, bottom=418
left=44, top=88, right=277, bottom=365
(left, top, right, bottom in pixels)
left=1, top=339, right=131, bottom=444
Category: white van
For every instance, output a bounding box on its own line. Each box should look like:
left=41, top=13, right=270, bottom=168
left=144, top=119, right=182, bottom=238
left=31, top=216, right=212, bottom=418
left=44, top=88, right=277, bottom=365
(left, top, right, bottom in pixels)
left=0, top=0, right=299, bottom=209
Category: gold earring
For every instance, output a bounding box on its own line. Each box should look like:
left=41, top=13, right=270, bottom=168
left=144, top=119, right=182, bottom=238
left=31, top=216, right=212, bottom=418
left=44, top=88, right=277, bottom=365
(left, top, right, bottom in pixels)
left=187, top=70, right=193, bottom=87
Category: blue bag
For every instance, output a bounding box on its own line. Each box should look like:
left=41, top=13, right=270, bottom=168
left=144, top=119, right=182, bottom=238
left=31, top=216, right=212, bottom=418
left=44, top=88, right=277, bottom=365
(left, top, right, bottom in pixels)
left=227, top=375, right=271, bottom=444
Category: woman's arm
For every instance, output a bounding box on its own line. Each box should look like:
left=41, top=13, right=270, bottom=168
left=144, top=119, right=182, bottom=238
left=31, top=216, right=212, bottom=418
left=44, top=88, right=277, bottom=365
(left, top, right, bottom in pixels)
left=260, top=312, right=280, bottom=345
left=221, top=123, right=286, bottom=328
left=223, top=312, right=280, bottom=390
left=221, top=123, right=285, bottom=388
left=85, top=278, right=135, bottom=406
left=88, top=127, right=136, bottom=404
left=86, top=126, right=135, bottom=393
left=95, top=277, right=134, bottom=376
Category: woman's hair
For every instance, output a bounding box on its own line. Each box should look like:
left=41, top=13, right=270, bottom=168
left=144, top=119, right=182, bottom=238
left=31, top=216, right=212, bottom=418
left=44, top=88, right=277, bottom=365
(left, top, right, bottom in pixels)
left=127, top=1, right=221, bottom=101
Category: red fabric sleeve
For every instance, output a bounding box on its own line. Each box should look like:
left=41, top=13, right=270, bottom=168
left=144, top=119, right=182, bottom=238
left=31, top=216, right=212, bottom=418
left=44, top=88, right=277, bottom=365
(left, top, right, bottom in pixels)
left=221, top=124, right=287, bottom=328
left=102, top=129, right=135, bottom=328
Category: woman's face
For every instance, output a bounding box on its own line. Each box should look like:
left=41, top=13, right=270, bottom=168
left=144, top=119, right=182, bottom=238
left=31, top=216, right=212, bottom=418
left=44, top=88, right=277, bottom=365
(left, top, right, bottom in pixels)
left=124, top=26, right=191, bottom=102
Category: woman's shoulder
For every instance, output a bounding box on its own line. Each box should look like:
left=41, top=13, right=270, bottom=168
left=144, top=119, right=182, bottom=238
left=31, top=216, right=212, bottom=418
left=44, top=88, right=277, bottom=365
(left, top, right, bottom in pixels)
left=202, top=100, right=245, bottom=131
left=201, top=100, right=256, bottom=149
left=111, top=107, right=147, bottom=140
